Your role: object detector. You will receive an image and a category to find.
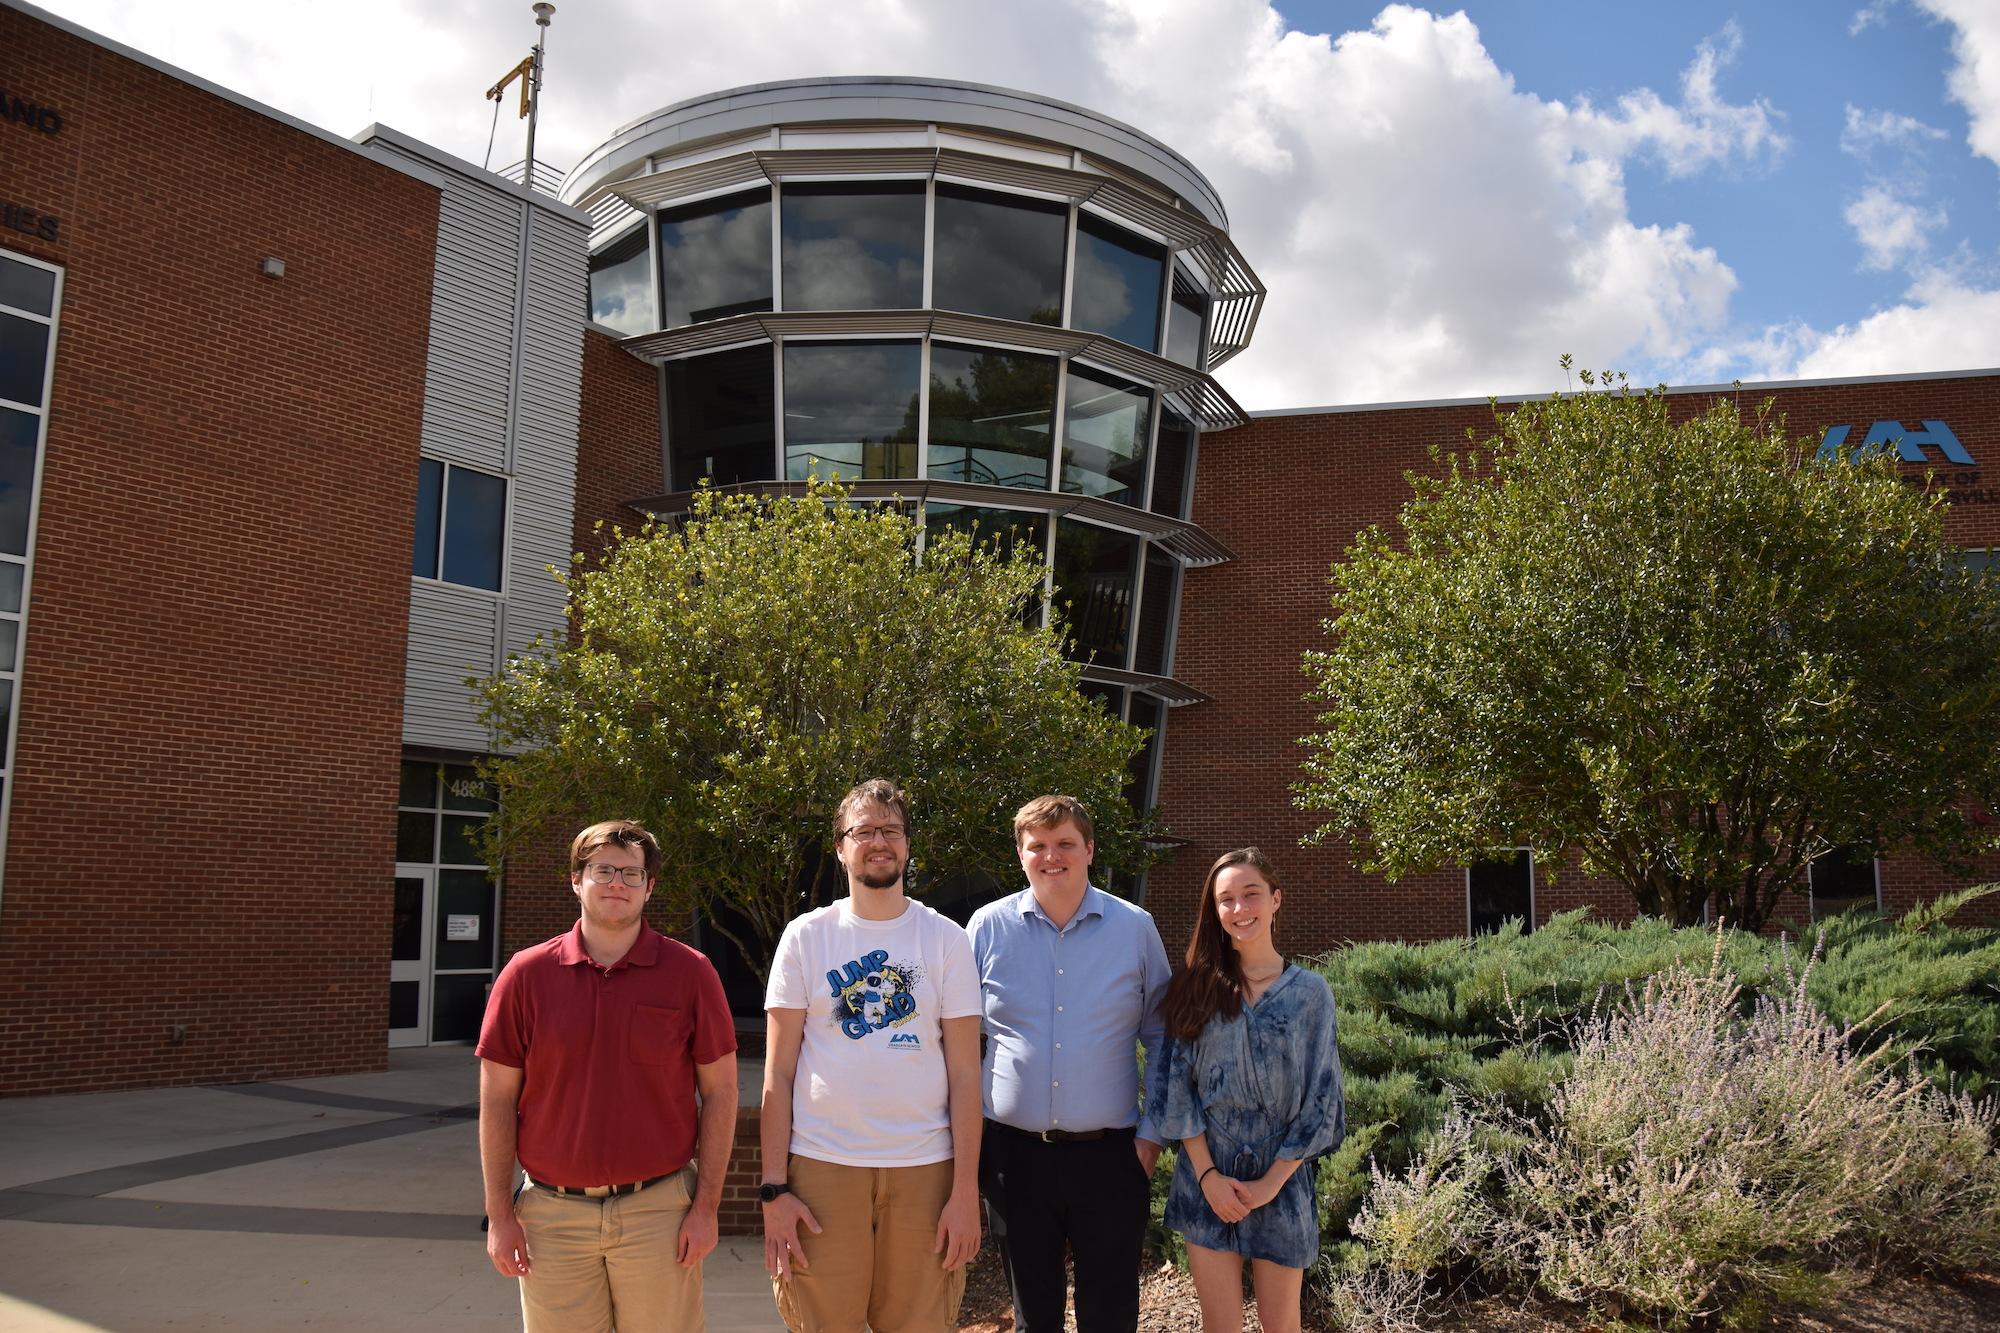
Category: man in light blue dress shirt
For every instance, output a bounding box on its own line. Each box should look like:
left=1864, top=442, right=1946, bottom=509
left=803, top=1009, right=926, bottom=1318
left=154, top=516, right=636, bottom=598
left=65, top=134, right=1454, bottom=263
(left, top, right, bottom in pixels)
left=967, top=794, right=1173, bottom=1333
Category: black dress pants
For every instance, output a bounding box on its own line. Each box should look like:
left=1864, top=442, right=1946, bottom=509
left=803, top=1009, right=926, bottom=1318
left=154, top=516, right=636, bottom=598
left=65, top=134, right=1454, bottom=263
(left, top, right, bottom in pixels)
left=979, top=1119, right=1149, bottom=1333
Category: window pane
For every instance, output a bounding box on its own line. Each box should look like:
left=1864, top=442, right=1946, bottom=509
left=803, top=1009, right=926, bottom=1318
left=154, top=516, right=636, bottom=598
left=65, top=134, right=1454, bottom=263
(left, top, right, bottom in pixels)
left=668, top=344, right=777, bottom=491
left=435, top=869, right=497, bottom=972
left=396, top=810, right=436, bottom=863
left=1470, top=852, right=1533, bottom=935
left=442, top=764, right=497, bottom=812
left=0, top=313, right=49, bottom=409
left=932, top=185, right=1066, bottom=325
left=1053, top=520, right=1140, bottom=665
left=441, top=813, right=488, bottom=867
left=1165, top=291, right=1207, bottom=369
left=441, top=466, right=505, bottom=591
left=411, top=458, right=442, bottom=578
left=0, top=561, right=21, bottom=613
left=399, top=760, right=437, bottom=808
left=1809, top=846, right=1878, bottom=919
left=0, top=406, right=38, bottom=556
left=1071, top=214, right=1165, bottom=353
left=1061, top=366, right=1152, bottom=507
left=0, top=616, right=17, bottom=673
left=0, top=676, right=12, bottom=755
left=660, top=190, right=773, bottom=327
left=588, top=225, right=653, bottom=335
left=781, top=183, right=925, bottom=311
left=925, top=344, right=1057, bottom=489
left=783, top=342, right=920, bottom=481
left=392, top=876, right=424, bottom=962
left=1126, top=693, right=1163, bottom=811
left=431, top=972, right=490, bottom=1042
left=923, top=503, right=1048, bottom=565
left=0, top=260, right=54, bottom=318
left=1150, top=412, right=1193, bottom=519
left=388, top=980, right=421, bottom=1029
left=1133, top=550, right=1177, bottom=677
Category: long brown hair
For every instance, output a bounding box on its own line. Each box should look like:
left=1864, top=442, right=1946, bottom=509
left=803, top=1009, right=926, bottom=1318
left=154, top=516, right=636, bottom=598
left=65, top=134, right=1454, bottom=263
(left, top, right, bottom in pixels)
left=1161, top=847, right=1281, bottom=1040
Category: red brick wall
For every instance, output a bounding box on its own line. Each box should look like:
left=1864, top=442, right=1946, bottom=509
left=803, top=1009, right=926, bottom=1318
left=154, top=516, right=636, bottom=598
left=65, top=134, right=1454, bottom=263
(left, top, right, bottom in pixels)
left=0, top=9, right=438, bottom=1094
left=1152, top=374, right=2000, bottom=957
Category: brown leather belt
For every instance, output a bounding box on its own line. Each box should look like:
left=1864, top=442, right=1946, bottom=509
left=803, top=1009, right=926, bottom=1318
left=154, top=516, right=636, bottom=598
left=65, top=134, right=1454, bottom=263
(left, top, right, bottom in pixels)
left=525, top=1168, right=675, bottom=1199
left=988, top=1118, right=1134, bottom=1144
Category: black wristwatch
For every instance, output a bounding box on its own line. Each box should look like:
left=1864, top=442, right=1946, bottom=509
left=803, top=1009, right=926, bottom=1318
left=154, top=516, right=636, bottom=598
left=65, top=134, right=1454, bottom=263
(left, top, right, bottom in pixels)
left=759, top=1181, right=791, bottom=1204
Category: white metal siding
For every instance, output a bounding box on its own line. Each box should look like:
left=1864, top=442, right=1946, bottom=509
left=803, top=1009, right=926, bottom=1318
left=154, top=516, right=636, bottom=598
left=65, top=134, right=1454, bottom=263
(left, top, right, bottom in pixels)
left=373, top=140, right=589, bottom=752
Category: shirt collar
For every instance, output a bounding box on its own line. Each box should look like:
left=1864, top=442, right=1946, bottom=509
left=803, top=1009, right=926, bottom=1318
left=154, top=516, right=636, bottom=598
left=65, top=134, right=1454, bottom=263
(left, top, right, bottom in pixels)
left=1020, top=883, right=1106, bottom=927
left=556, top=920, right=663, bottom=970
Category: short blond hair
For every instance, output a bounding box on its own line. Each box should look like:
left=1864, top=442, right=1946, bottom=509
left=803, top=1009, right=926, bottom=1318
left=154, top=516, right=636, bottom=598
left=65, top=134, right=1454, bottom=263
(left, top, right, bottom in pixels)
left=833, top=779, right=911, bottom=843
left=1013, top=794, right=1094, bottom=846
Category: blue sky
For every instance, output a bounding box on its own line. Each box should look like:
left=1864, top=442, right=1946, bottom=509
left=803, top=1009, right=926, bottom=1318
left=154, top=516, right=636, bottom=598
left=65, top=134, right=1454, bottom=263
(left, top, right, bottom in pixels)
left=32, top=0, right=2000, bottom=409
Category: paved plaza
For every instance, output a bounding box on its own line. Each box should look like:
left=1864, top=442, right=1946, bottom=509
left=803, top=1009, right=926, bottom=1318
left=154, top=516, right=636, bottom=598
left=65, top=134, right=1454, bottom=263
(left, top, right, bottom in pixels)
left=0, top=1048, right=781, bottom=1332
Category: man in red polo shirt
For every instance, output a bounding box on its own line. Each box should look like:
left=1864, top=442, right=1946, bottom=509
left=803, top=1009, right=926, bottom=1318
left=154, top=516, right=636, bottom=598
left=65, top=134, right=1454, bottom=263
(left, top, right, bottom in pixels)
left=478, top=820, right=738, bottom=1330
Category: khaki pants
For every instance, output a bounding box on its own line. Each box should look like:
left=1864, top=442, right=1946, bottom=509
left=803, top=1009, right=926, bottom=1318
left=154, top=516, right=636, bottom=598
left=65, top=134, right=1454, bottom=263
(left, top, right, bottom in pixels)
left=516, top=1165, right=702, bottom=1332
left=773, top=1155, right=965, bottom=1333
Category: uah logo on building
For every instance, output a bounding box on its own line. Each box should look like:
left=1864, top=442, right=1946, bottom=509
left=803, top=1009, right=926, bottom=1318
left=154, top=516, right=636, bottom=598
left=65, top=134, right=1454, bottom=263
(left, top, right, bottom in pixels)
left=1818, top=419, right=1974, bottom=466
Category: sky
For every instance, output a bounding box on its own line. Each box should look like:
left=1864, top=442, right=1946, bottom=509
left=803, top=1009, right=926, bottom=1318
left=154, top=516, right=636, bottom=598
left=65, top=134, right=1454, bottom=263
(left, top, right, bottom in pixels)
left=32, top=0, right=2000, bottom=412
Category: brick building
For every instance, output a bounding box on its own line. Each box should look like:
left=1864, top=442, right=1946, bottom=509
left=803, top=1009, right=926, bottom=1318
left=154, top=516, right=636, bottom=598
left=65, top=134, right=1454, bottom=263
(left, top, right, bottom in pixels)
left=2, top=0, right=1996, bottom=1121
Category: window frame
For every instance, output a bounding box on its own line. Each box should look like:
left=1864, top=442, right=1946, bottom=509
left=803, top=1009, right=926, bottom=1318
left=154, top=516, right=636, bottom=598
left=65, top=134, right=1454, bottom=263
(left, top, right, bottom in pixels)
left=0, top=248, right=60, bottom=904
left=1466, top=848, right=1537, bottom=936
left=412, top=458, right=511, bottom=596
left=1807, top=845, right=1882, bottom=921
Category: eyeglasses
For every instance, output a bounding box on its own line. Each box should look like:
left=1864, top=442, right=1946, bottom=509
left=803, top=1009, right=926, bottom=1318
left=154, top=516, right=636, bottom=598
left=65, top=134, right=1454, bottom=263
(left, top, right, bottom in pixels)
left=841, top=825, right=908, bottom=845
left=582, top=863, right=649, bottom=887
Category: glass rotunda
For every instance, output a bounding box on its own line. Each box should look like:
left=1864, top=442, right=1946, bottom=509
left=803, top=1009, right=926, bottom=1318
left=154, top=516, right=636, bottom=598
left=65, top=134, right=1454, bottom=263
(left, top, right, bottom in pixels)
left=561, top=78, right=1264, bottom=848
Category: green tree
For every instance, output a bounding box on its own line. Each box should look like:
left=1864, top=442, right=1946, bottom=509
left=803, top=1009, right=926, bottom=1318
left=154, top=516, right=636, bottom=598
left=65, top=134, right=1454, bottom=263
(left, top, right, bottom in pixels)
left=475, top=478, right=1151, bottom=979
left=1297, top=368, right=2000, bottom=932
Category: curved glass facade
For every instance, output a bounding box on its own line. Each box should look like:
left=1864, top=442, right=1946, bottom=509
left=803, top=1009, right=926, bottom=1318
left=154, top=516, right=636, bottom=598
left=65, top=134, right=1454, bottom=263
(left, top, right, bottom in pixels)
left=570, top=79, right=1264, bottom=844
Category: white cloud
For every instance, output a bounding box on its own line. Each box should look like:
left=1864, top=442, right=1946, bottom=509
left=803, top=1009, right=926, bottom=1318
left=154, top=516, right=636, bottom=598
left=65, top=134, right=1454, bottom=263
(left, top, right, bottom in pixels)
left=1566, top=22, right=1788, bottom=179
left=38, top=0, right=1788, bottom=407
left=1914, top=0, right=2000, bottom=168
left=1790, top=270, right=2000, bottom=377
left=1851, top=4, right=1893, bottom=37
left=1840, top=105, right=1948, bottom=155
left=1846, top=186, right=1947, bottom=270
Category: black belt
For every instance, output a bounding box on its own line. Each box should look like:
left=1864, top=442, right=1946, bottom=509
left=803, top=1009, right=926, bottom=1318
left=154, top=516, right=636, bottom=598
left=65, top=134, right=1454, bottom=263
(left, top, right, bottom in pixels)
left=525, top=1168, right=677, bottom=1199
left=988, top=1118, right=1135, bottom=1144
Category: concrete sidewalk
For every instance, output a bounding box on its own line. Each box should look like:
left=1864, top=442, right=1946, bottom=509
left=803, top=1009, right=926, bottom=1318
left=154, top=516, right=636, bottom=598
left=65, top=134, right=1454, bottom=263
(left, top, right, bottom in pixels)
left=0, top=1048, right=782, bottom=1332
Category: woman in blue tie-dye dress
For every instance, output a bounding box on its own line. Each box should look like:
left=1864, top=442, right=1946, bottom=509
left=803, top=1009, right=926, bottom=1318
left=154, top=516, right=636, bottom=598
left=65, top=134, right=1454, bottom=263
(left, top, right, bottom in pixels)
left=1148, top=848, right=1344, bottom=1333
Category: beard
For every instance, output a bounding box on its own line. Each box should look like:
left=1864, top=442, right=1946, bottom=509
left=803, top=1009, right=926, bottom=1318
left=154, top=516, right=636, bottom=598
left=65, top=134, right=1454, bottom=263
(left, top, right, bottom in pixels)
left=855, top=860, right=906, bottom=891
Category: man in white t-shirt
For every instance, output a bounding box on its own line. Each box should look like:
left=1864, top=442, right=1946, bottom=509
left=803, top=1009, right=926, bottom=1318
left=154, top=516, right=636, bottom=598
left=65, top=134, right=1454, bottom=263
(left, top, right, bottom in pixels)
left=759, top=778, right=983, bottom=1333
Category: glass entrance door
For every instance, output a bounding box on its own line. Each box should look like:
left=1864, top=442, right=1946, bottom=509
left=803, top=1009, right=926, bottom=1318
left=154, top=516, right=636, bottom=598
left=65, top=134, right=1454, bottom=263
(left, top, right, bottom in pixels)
left=389, top=867, right=434, bottom=1048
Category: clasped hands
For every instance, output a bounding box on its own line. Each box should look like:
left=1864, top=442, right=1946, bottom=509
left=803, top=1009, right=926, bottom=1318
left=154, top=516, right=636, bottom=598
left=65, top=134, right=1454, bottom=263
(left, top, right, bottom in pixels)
left=1199, top=1167, right=1281, bottom=1224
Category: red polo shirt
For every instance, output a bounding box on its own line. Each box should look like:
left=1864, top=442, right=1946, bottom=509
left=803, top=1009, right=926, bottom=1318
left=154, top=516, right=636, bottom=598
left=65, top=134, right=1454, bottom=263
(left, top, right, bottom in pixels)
left=477, top=922, right=737, bottom=1187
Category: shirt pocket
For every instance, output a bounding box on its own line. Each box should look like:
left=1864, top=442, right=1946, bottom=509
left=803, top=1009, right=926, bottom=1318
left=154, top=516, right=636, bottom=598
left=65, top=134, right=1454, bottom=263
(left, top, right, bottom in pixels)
left=630, top=1004, right=686, bottom=1065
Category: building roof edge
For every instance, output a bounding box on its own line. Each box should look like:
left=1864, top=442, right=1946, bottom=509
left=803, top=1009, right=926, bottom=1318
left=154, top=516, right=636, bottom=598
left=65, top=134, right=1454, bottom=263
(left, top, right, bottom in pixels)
left=1250, top=366, right=2000, bottom=419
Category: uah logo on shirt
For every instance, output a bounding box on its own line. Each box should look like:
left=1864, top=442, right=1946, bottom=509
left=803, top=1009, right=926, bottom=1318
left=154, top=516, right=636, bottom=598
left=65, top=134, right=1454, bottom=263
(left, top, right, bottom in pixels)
left=826, top=948, right=922, bottom=1040
left=887, top=1032, right=923, bottom=1052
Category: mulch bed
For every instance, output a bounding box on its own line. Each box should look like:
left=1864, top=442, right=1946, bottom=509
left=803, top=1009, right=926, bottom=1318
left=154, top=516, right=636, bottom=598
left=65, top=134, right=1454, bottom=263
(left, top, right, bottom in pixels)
left=956, top=1242, right=2000, bottom=1331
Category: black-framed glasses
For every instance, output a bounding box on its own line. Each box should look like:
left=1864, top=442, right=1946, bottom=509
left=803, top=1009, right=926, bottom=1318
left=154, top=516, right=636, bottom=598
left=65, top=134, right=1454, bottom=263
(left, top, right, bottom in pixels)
left=841, top=825, right=908, bottom=845
left=582, top=863, right=648, bottom=886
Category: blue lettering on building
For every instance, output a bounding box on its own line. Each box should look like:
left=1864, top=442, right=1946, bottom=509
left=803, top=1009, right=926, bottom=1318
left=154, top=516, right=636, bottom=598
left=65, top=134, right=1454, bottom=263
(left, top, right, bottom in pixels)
left=1818, top=420, right=1974, bottom=466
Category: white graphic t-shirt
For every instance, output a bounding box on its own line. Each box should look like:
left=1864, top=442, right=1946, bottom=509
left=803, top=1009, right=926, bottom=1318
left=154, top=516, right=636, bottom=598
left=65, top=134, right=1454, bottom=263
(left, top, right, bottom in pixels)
left=766, top=897, right=981, bottom=1167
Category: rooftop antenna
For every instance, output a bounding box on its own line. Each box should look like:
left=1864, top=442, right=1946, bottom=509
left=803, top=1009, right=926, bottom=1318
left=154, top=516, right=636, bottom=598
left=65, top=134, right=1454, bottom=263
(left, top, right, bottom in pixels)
left=484, top=3, right=556, bottom=188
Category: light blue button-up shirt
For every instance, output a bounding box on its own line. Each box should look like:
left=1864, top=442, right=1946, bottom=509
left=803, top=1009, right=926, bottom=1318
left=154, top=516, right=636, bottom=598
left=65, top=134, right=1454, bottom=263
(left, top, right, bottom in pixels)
left=967, top=884, right=1173, bottom=1142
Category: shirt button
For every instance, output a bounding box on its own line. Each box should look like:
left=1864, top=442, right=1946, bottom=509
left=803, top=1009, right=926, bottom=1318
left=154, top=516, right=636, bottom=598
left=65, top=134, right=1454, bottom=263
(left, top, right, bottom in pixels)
left=1057, top=969, right=1064, bottom=975
left=1055, top=1043, right=1062, bottom=1050
left=1053, top=1081, right=1060, bottom=1088
left=1057, top=1005, right=1064, bottom=1012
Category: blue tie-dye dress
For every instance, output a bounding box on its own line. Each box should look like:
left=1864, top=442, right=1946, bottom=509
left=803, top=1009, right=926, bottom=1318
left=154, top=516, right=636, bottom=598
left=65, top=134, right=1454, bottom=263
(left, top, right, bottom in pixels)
left=1147, top=964, right=1345, bottom=1268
